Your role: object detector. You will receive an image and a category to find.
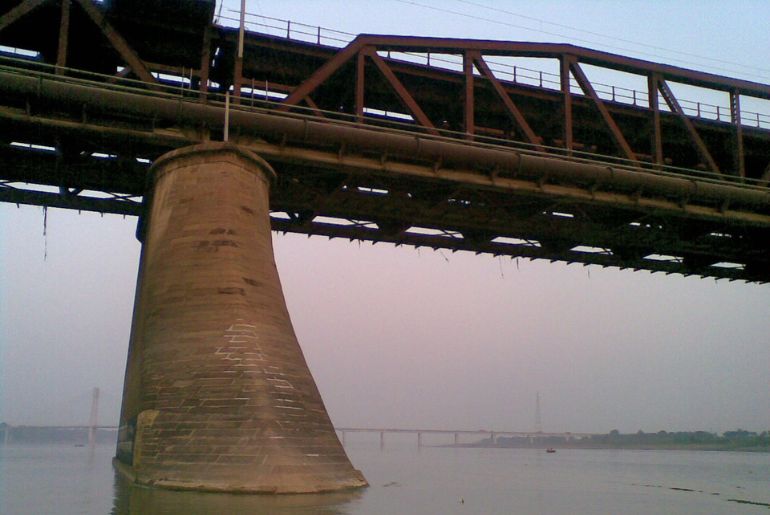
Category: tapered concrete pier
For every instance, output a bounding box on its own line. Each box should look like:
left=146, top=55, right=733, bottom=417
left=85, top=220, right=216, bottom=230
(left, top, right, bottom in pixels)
left=115, top=143, right=366, bottom=493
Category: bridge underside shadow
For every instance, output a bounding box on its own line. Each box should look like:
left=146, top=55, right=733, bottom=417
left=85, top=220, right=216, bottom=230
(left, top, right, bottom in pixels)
left=115, top=142, right=366, bottom=493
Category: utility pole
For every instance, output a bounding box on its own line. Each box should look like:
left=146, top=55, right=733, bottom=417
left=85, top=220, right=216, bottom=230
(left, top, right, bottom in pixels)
left=88, top=387, right=100, bottom=448
left=535, top=391, right=543, bottom=433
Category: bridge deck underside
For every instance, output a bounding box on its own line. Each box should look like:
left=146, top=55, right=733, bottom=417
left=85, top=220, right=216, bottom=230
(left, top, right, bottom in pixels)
left=0, top=0, right=769, bottom=282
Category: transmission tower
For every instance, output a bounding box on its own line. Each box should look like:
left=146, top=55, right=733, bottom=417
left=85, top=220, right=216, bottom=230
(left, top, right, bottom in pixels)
left=88, top=387, right=100, bottom=447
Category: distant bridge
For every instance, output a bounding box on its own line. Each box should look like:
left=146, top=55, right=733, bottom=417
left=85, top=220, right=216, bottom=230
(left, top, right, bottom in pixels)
left=1, top=424, right=596, bottom=447
left=335, top=427, right=597, bottom=447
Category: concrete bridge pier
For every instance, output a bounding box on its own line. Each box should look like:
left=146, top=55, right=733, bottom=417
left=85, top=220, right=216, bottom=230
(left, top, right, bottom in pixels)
left=115, top=143, right=367, bottom=493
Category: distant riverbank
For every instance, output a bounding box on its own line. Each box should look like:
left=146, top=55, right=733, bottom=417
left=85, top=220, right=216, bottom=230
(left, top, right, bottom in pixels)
left=458, top=429, right=769, bottom=453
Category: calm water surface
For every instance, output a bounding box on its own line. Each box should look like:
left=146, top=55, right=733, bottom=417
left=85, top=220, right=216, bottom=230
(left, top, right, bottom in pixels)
left=1, top=439, right=768, bottom=514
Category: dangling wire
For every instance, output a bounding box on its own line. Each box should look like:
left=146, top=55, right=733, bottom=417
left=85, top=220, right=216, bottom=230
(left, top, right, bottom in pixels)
left=43, top=206, right=48, bottom=261
left=498, top=255, right=505, bottom=278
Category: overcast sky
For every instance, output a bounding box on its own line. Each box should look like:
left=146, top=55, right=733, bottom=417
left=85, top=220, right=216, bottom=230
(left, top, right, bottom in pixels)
left=1, top=0, right=768, bottom=434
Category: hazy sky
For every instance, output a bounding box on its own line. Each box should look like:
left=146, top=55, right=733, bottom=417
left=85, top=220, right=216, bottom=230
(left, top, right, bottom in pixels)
left=1, top=0, right=769, bottom=434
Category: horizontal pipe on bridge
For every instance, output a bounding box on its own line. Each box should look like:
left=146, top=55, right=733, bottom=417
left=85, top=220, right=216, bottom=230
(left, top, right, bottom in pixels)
left=1, top=69, right=769, bottom=214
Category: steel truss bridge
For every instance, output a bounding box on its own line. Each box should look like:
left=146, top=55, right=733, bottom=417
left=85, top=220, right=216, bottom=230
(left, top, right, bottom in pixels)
left=1, top=0, right=769, bottom=282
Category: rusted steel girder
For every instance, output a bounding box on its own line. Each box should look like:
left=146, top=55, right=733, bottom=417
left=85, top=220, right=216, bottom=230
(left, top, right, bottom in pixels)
left=2, top=69, right=768, bottom=220
left=340, top=36, right=770, bottom=99
left=265, top=34, right=769, bottom=179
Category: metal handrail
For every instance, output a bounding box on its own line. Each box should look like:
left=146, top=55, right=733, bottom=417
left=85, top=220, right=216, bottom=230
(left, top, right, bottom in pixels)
left=220, top=10, right=770, bottom=130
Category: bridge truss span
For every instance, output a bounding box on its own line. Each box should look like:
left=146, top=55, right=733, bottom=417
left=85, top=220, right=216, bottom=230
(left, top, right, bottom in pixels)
left=1, top=0, right=769, bottom=281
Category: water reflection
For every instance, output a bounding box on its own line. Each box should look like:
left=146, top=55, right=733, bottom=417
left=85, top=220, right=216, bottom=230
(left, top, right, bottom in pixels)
left=111, top=470, right=364, bottom=515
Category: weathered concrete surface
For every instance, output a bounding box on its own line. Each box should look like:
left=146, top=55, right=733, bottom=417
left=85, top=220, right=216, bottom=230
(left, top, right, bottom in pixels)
left=116, top=143, right=366, bottom=493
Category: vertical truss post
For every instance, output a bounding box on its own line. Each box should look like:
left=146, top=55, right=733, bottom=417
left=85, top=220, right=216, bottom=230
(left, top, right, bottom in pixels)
left=355, top=50, right=365, bottom=122
left=463, top=50, right=475, bottom=138
left=55, top=0, right=70, bottom=74
left=730, top=90, right=745, bottom=178
left=560, top=55, right=573, bottom=155
left=647, top=73, right=663, bottom=167
left=233, top=57, right=243, bottom=101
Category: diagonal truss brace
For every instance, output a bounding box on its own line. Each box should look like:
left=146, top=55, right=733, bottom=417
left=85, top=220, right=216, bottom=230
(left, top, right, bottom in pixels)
left=469, top=51, right=542, bottom=150
left=72, top=0, right=157, bottom=87
left=0, top=0, right=156, bottom=87
left=0, top=0, right=49, bottom=33
left=363, top=47, right=437, bottom=134
left=569, top=58, right=637, bottom=163
left=280, top=38, right=365, bottom=110
left=655, top=77, right=720, bottom=174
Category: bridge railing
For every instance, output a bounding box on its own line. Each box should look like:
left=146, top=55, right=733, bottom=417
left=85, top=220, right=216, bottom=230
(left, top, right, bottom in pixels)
left=219, top=11, right=770, bottom=131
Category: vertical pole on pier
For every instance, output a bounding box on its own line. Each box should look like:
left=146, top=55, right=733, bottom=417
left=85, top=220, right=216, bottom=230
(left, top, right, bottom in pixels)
left=341, top=431, right=347, bottom=447
left=379, top=431, right=385, bottom=450
left=417, top=432, right=422, bottom=449
left=224, top=92, right=230, bottom=142
left=232, top=0, right=246, bottom=101
left=454, top=432, right=459, bottom=445
left=88, top=387, right=100, bottom=448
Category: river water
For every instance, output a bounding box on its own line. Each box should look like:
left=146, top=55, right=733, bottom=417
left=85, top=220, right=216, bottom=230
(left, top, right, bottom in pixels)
left=1, top=437, right=768, bottom=514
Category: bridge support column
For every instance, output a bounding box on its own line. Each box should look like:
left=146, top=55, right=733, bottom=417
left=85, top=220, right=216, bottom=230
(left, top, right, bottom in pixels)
left=115, top=143, right=366, bottom=493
